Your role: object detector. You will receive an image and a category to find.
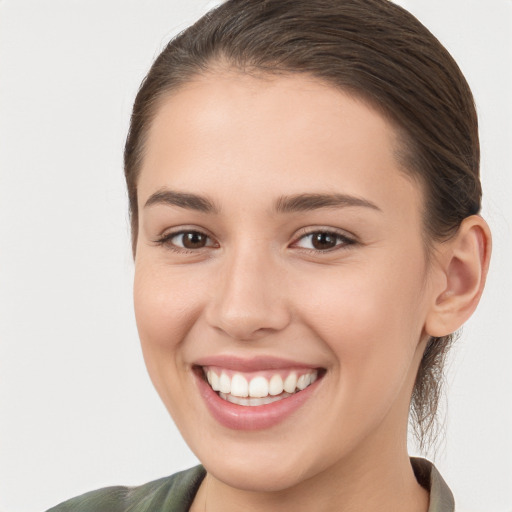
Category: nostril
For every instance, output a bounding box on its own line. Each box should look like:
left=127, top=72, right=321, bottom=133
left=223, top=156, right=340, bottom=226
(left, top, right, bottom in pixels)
left=207, top=311, right=292, bottom=342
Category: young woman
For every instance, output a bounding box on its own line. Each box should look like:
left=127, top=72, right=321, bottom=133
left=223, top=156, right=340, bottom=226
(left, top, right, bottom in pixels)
left=47, top=1, right=491, bottom=510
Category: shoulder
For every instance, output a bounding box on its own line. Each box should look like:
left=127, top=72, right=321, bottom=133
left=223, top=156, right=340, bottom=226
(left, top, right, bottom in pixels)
left=45, top=465, right=206, bottom=512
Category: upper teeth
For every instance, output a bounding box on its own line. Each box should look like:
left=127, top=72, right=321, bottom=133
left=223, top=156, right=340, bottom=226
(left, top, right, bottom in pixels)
left=205, top=368, right=318, bottom=398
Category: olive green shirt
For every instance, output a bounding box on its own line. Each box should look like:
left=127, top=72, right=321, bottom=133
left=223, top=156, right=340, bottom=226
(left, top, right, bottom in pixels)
left=46, top=457, right=454, bottom=512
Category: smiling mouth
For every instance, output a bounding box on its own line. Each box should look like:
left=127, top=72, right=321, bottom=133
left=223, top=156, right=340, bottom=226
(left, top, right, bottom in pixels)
left=199, top=366, right=324, bottom=407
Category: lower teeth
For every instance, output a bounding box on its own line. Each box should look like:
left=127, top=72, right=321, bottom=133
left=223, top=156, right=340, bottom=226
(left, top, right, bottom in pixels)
left=218, top=392, right=293, bottom=406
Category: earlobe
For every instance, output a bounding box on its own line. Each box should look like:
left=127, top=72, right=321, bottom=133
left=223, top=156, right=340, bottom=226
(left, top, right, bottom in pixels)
left=425, top=215, right=492, bottom=337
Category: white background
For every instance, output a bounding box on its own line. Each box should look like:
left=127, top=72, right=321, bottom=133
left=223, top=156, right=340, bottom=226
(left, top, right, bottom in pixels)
left=0, top=1, right=510, bottom=511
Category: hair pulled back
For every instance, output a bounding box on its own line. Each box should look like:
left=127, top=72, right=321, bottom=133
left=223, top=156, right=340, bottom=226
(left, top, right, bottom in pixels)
left=124, top=0, right=481, bottom=450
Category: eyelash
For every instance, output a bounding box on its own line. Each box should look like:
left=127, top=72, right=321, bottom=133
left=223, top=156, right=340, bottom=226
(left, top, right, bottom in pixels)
left=154, top=230, right=218, bottom=254
left=154, top=228, right=357, bottom=254
left=291, top=229, right=357, bottom=252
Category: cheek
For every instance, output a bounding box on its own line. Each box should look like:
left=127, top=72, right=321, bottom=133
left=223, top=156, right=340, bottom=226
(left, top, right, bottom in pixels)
left=296, top=254, right=428, bottom=385
left=132, top=261, right=213, bottom=433
left=133, top=262, right=203, bottom=374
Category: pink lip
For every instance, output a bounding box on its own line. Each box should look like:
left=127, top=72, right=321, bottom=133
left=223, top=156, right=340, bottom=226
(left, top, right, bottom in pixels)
left=193, top=365, right=322, bottom=431
left=193, top=355, right=318, bottom=372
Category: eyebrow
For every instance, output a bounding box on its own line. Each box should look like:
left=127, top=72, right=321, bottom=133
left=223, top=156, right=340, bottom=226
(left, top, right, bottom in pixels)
left=144, top=189, right=219, bottom=213
left=144, top=189, right=381, bottom=215
left=274, top=193, right=381, bottom=213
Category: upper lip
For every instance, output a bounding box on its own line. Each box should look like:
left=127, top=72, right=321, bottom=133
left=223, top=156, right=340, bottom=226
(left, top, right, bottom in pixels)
left=193, top=355, right=321, bottom=372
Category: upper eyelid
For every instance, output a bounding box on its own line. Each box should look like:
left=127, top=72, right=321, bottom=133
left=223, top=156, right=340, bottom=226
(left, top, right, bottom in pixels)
left=158, top=226, right=214, bottom=240
left=153, top=228, right=217, bottom=249
left=289, top=228, right=359, bottom=254
left=292, top=226, right=357, bottom=242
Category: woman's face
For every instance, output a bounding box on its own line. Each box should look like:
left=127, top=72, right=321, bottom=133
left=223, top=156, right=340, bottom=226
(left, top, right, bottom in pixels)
left=134, top=73, right=435, bottom=491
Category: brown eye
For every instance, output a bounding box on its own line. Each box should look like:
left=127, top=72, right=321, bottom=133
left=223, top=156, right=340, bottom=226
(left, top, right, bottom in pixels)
left=187, top=232, right=207, bottom=248
left=165, top=230, right=214, bottom=250
left=311, top=232, right=338, bottom=250
left=295, top=231, right=355, bottom=251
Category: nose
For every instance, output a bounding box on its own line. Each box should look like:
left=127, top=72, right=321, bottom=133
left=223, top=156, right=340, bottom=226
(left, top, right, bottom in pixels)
left=205, top=246, right=291, bottom=341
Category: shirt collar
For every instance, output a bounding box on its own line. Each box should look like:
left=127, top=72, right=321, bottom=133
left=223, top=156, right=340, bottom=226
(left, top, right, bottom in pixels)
left=411, top=457, right=455, bottom=512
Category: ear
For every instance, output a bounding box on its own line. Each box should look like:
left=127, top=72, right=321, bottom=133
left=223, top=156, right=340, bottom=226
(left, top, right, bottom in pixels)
left=425, top=215, right=492, bottom=337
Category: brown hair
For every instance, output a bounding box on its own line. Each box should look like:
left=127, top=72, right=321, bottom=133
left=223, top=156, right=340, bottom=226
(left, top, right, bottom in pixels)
left=124, top=0, right=481, bottom=450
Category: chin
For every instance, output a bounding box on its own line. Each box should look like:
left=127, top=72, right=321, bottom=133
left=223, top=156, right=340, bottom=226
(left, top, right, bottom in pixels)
left=203, top=454, right=320, bottom=493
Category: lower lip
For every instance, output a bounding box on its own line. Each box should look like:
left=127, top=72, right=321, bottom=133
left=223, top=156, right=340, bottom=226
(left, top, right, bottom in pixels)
left=194, top=369, right=321, bottom=431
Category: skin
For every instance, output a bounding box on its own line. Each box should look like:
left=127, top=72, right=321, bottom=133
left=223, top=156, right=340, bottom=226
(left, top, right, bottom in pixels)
left=133, top=72, right=490, bottom=512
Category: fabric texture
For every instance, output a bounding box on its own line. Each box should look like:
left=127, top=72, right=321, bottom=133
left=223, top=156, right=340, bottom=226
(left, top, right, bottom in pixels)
left=411, top=457, right=455, bottom=512
left=46, top=466, right=206, bottom=512
left=46, top=458, right=454, bottom=511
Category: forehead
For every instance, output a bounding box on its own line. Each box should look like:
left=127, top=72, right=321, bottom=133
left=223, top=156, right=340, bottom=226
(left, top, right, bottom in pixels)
left=138, top=72, right=421, bottom=215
